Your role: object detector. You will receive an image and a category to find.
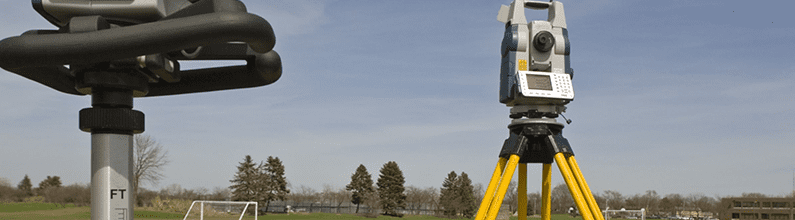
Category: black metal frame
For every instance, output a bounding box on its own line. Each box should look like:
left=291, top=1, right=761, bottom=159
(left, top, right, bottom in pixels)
left=0, top=0, right=282, bottom=97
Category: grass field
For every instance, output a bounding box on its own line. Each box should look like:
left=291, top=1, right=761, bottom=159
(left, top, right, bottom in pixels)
left=0, top=202, right=593, bottom=220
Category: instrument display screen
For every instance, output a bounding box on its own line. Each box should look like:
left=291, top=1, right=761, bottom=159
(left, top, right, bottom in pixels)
left=525, top=74, right=553, bottom=91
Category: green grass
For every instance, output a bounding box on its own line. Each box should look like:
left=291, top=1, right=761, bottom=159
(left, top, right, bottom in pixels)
left=257, top=213, right=462, bottom=220
left=508, top=214, right=585, bottom=220
left=0, top=202, right=75, bottom=212
left=0, top=203, right=611, bottom=220
left=508, top=214, right=631, bottom=220
left=0, top=202, right=88, bottom=220
left=0, top=205, right=455, bottom=220
left=135, top=210, right=187, bottom=219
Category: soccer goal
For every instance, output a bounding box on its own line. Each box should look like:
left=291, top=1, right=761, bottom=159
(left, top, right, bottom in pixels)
left=604, top=208, right=645, bottom=220
left=182, top=200, right=258, bottom=220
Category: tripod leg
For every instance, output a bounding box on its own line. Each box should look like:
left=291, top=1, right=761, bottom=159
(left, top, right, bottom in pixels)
left=476, top=157, right=509, bottom=220
left=554, top=153, right=594, bottom=220
left=485, top=154, right=521, bottom=220
left=519, top=163, right=527, bottom=220
left=542, top=163, right=551, bottom=220
left=567, top=156, right=604, bottom=220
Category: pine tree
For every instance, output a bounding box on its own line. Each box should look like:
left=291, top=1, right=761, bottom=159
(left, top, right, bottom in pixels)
left=439, top=171, right=460, bottom=217
left=230, top=155, right=259, bottom=202
left=346, top=164, right=375, bottom=213
left=439, top=171, right=476, bottom=218
left=262, top=156, right=289, bottom=211
left=377, top=161, right=406, bottom=216
left=36, top=176, right=62, bottom=195
left=17, top=175, right=33, bottom=197
left=38, top=176, right=62, bottom=189
left=457, top=172, right=476, bottom=218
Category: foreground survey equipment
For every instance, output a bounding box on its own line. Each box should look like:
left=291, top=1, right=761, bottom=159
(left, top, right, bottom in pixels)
left=476, top=2, right=604, bottom=220
left=0, top=0, right=282, bottom=219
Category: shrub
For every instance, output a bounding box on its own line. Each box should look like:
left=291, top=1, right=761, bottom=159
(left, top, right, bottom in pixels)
left=38, top=184, right=90, bottom=207
left=0, top=184, right=21, bottom=202
left=24, top=196, right=45, bottom=203
left=360, top=212, right=379, bottom=218
left=150, top=196, right=193, bottom=213
left=136, top=188, right=160, bottom=207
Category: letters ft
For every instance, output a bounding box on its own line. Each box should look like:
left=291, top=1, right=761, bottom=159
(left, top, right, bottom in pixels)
left=111, top=189, right=126, bottom=199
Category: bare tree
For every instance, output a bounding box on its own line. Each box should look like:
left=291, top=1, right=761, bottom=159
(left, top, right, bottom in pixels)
left=363, top=190, right=381, bottom=216
left=423, top=187, right=439, bottom=215
left=161, top=183, right=183, bottom=197
left=289, top=185, right=318, bottom=209
left=0, top=177, right=18, bottom=202
left=639, top=190, right=660, bottom=214
left=318, top=185, right=350, bottom=213
left=592, top=193, right=606, bottom=214
left=603, top=190, right=624, bottom=210
left=473, top=183, right=484, bottom=205
left=504, top=181, right=518, bottom=214
left=661, top=193, right=684, bottom=216
left=133, top=134, right=169, bottom=200
left=321, top=184, right=335, bottom=207
left=625, top=194, right=643, bottom=210
left=529, top=192, right=541, bottom=216
left=209, top=186, right=232, bottom=201
left=406, top=186, right=423, bottom=215
left=552, top=183, right=573, bottom=213
left=687, top=193, right=714, bottom=219
left=333, top=188, right=351, bottom=213
left=0, top=177, right=10, bottom=187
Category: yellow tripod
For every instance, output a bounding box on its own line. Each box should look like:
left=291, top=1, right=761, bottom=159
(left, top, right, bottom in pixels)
left=475, top=118, right=604, bottom=220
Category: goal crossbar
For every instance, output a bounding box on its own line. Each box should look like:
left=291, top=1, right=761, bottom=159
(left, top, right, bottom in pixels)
left=183, top=200, right=258, bottom=220
left=603, top=208, right=645, bottom=220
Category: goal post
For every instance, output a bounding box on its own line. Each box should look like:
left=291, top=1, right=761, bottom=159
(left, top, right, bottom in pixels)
left=603, top=208, right=645, bottom=220
left=183, top=200, right=258, bottom=220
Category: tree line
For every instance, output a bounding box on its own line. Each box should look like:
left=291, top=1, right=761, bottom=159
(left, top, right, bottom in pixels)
left=3, top=134, right=792, bottom=219
left=227, top=155, right=793, bottom=219
left=0, top=174, right=235, bottom=207
left=0, top=134, right=169, bottom=207
left=3, top=168, right=789, bottom=219
left=228, top=155, right=480, bottom=218
left=0, top=174, right=90, bottom=207
left=228, top=157, right=418, bottom=217
left=508, top=184, right=793, bottom=219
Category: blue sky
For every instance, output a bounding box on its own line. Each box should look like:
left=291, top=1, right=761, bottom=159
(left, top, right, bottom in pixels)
left=1, top=0, right=795, bottom=199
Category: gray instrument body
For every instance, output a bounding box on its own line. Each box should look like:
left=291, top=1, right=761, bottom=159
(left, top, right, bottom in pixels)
left=497, top=0, right=573, bottom=107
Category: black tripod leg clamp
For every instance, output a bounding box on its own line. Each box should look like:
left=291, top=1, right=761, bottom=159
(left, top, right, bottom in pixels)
left=548, top=134, right=574, bottom=155
left=500, top=132, right=528, bottom=159
left=498, top=124, right=574, bottom=163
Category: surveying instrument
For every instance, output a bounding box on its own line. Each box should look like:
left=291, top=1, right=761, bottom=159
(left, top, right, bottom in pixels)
left=475, top=1, right=604, bottom=220
left=0, top=0, right=281, bottom=219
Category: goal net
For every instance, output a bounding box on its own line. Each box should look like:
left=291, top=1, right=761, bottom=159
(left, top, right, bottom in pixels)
left=604, top=208, right=645, bottom=220
left=182, top=200, right=258, bottom=220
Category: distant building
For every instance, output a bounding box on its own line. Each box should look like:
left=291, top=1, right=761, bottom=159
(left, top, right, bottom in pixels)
left=679, top=210, right=714, bottom=219
left=722, top=198, right=795, bottom=220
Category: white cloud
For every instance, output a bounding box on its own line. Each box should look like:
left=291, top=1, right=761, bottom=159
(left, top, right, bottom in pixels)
left=248, top=1, right=331, bottom=38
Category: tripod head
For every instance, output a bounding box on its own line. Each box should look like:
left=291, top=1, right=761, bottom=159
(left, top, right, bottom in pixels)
left=497, top=0, right=573, bottom=119
left=1, top=2, right=283, bottom=219
left=1, top=0, right=281, bottom=97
